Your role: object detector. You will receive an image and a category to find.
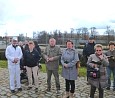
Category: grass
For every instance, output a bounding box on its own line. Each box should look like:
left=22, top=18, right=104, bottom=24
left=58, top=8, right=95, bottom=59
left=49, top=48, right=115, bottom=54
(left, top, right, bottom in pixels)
left=0, top=60, right=7, bottom=68
left=0, top=60, right=87, bottom=77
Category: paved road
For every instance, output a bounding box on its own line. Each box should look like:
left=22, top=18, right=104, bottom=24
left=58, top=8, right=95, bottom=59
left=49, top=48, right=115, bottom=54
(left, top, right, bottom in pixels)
left=0, top=68, right=115, bottom=98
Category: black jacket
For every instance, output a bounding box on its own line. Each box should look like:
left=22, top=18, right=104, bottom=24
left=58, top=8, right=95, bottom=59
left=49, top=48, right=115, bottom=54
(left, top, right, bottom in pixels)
left=24, top=49, right=40, bottom=67
left=83, top=42, right=95, bottom=57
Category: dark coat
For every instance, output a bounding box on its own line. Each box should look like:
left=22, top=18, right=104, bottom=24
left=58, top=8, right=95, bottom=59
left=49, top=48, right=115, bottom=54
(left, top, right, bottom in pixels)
left=24, top=49, right=40, bottom=67
left=83, top=42, right=95, bottom=57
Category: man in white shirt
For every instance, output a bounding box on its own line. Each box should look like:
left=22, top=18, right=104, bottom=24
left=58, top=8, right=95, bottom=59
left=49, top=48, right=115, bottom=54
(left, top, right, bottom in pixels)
left=5, top=37, right=23, bottom=93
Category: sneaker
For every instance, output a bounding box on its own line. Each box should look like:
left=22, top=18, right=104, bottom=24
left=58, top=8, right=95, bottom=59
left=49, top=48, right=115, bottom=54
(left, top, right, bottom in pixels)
left=11, top=90, right=15, bottom=93
left=27, top=87, right=32, bottom=90
left=18, top=88, right=22, bottom=91
left=106, top=87, right=110, bottom=90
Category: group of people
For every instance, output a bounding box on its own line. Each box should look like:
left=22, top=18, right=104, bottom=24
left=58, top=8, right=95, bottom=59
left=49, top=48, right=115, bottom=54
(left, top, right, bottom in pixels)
left=83, top=36, right=115, bottom=98
left=5, top=36, right=115, bottom=98
left=5, top=37, right=41, bottom=93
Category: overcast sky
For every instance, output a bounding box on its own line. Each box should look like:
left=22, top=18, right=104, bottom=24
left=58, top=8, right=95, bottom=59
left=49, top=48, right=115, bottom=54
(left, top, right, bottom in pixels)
left=0, top=0, right=115, bottom=37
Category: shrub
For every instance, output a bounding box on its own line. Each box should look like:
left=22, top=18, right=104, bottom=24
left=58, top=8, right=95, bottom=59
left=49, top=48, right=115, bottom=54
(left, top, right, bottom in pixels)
left=0, top=51, right=6, bottom=60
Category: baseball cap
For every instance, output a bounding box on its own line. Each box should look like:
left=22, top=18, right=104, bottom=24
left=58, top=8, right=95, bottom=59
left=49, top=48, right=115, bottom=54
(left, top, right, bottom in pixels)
left=12, top=37, right=18, bottom=41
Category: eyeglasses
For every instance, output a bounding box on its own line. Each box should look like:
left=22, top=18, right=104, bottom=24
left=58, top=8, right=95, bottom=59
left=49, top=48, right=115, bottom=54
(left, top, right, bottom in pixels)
left=29, top=43, right=33, bottom=44
left=96, top=50, right=102, bottom=51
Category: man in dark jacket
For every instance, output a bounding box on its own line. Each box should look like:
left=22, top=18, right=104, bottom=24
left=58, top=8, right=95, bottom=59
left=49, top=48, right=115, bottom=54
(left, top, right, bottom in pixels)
left=83, top=36, right=96, bottom=82
left=83, top=36, right=95, bottom=63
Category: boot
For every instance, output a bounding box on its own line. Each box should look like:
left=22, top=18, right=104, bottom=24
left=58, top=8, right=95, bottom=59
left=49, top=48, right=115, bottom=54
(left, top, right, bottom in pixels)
left=69, top=93, right=74, bottom=98
left=63, top=91, right=69, bottom=98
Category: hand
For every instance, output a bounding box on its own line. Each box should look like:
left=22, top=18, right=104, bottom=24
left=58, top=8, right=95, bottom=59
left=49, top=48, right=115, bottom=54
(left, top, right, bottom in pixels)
left=13, top=58, right=19, bottom=63
left=93, top=64, right=97, bottom=68
left=98, top=55, right=104, bottom=60
left=112, top=56, right=115, bottom=60
left=46, top=58, right=49, bottom=62
left=64, top=64, right=68, bottom=68
left=48, top=57, right=54, bottom=61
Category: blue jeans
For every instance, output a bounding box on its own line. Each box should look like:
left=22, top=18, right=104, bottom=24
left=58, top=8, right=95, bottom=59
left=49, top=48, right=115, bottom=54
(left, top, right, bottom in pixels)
left=107, top=66, right=115, bottom=88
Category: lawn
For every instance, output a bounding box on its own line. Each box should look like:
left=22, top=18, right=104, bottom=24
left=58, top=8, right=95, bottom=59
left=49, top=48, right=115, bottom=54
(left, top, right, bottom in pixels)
left=0, top=60, right=87, bottom=77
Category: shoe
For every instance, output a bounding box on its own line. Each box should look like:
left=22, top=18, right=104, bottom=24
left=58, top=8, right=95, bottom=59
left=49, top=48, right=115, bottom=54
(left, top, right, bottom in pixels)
left=11, top=90, right=15, bottom=93
left=35, top=88, right=38, bottom=92
left=46, top=88, right=50, bottom=92
left=106, top=87, right=110, bottom=90
left=63, top=91, right=69, bottom=98
left=113, top=88, right=115, bottom=91
left=86, top=82, right=90, bottom=85
left=27, top=87, right=32, bottom=90
left=18, top=88, right=22, bottom=91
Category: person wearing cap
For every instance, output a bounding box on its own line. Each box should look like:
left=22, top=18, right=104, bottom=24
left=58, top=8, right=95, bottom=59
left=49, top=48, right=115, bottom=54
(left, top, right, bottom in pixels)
left=5, top=37, right=23, bottom=93
left=23, top=41, right=40, bottom=91
left=83, top=36, right=96, bottom=63
left=83, top=36, right=96, bottom=83
left=105, top=41, right=115, bottom=91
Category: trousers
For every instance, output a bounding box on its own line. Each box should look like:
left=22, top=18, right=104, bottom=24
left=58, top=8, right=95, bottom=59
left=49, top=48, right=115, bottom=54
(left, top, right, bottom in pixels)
left=65, top=79, right=75, bottom=93
left=107, top=66, right=115, bottom=88
left=90, top=84, right=103, bottom=98
left=8, top=64, right=21, bottom=90
left=47, top=70, right=60, bottom=90
left=26, top=66, right=39, bottom=88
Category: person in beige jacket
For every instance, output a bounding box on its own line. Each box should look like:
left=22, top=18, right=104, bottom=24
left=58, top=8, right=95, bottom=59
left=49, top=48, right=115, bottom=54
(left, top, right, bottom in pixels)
left=87, top=44, right=109, bottom=98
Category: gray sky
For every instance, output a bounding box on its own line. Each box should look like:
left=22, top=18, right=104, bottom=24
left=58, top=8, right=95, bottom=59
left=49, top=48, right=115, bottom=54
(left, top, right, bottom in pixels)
left=0, top=0, right=115, bottom=37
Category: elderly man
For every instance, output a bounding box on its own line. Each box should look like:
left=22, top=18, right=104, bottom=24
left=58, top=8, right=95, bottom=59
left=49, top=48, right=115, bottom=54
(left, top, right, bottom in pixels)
left=5, top=37, right=23, bottom=93
left=43, top=38, right=61, bottom=95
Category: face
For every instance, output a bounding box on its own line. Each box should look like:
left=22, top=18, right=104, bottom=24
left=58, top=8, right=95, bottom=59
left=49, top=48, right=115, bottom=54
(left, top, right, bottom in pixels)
left=95, top=47, right=102, bottom=55
left=89, top=39, right=94, bottom=43
left=66, top=42, right=73, bottom=49
left=18, top=41, right=23, bottom=46
left=25, top=40, right=28, bottom=45
left=29, top=43, right=35, bottom=50
left=109, top=45, right=114, bottom=50
left=12, top=40, right=18, bottom=46
left=49, top=38, right=56, bottom=46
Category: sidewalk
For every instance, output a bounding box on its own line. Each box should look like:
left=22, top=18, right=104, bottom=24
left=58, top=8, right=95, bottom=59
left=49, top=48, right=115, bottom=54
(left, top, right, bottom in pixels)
left=0, top=68, right=115, bottom=98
